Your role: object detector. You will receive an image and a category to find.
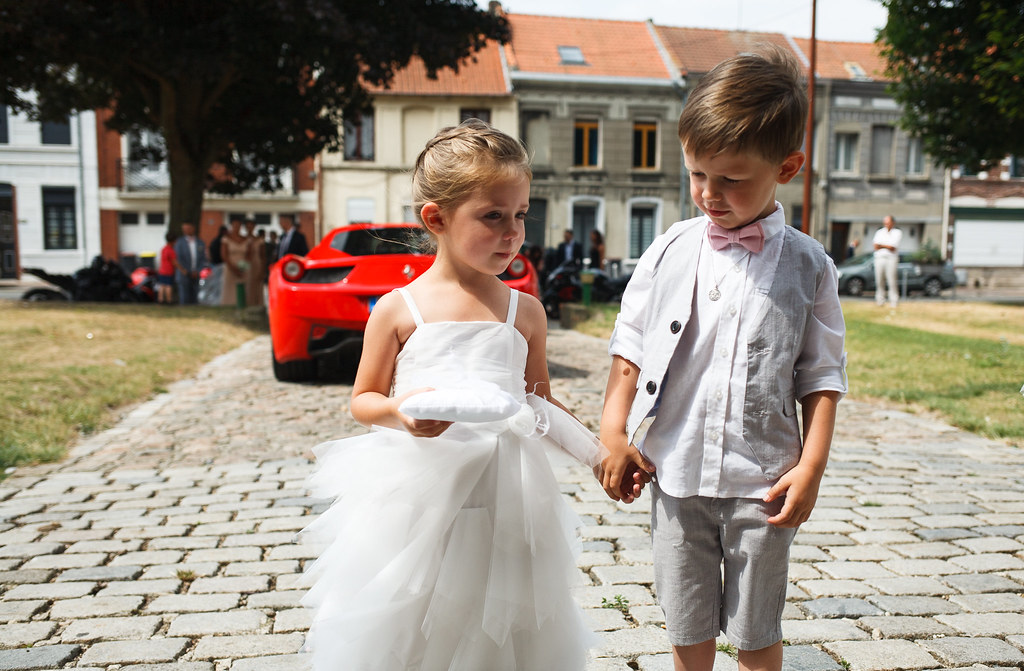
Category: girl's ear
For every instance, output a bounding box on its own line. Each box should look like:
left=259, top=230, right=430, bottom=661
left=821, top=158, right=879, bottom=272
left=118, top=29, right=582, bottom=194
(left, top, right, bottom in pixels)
left=420, top=202, right=444, bottom=235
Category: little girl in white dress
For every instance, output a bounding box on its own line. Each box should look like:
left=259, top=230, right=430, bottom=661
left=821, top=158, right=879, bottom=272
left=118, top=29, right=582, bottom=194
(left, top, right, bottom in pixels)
left=300, top=120, right=613, bottom=670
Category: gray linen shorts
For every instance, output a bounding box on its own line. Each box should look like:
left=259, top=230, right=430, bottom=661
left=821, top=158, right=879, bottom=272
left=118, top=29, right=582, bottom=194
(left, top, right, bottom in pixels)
left=651, top=484, right=797, bottom=650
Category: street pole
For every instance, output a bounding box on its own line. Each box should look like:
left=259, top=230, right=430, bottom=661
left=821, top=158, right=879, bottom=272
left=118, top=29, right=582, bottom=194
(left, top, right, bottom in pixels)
left=801, top=0, right=817, bottom=235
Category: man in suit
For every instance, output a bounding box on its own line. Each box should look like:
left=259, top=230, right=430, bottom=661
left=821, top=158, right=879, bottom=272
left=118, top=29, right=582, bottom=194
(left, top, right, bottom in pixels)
left=556, top=228, right=583, bottom=266
left=278, top=216, right=309, bottom=259
left=173, top=221, right=207, bottom=304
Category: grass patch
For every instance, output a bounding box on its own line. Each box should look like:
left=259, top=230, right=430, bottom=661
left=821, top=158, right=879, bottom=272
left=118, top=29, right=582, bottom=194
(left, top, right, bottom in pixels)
left=1, top=302, right=264, bottom=472
left=572, top=300, right=1024, bottom=445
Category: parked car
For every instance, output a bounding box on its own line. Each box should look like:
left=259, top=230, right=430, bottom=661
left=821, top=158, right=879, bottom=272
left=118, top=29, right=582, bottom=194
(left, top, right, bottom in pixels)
left=835, top=252, right=957, bottom=298
left=268, top=222, right=540, bottom=381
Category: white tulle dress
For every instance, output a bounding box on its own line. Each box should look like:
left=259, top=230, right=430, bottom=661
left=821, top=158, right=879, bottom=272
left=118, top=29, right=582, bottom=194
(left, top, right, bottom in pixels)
left=300, top=287, right=605, bottom=671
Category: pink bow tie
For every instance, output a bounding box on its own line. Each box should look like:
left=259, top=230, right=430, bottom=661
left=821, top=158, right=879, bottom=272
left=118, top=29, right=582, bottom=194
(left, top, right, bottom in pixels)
left=707, top=222, right=764, bottom=253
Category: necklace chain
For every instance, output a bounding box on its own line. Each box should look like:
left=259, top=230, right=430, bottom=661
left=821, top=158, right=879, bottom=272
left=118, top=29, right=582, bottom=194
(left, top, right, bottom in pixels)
left=706, top=245, right=751, bottom=302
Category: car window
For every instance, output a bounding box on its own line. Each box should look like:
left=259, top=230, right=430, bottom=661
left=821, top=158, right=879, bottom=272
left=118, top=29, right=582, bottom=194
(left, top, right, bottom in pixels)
left=331, top=227, right=427, bottom=256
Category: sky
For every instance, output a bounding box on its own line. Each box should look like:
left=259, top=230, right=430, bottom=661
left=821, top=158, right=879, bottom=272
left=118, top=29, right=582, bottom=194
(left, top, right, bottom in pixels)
left=482, top=0, right=888, bottom=43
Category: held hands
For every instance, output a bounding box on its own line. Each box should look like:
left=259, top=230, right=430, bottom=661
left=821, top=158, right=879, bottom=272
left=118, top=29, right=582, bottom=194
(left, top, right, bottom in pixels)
left=764, top=462, right=823, bottom=528
left=395, top=388, right=453, bottom=438
left=597, top=438, right=656, bottom=504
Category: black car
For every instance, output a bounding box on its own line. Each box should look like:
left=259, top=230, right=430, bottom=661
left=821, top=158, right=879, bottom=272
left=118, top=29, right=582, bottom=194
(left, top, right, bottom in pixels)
left=836, top=252, right=957, bottom=297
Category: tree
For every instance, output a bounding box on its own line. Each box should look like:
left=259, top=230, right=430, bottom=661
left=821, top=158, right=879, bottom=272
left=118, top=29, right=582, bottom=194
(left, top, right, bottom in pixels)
left=0, top=0, right=509, bottom=234
left=878, top=0, right=1024, bottom=170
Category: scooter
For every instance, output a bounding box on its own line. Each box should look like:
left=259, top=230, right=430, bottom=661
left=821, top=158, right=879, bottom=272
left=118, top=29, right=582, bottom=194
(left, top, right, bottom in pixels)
left=21, top=256, right=152, bottom=302
left=540, top=260, right=630, bottom=319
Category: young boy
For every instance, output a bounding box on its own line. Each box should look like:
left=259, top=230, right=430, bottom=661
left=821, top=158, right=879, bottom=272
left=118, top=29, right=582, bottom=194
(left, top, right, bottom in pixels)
left=599, top=47, right=847, bottom=671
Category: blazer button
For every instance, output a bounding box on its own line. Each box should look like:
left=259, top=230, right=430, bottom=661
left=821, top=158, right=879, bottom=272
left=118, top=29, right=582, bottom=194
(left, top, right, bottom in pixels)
left=646, top=381, right=657, bottom=394
left=670, top=320, right=681, bottom=334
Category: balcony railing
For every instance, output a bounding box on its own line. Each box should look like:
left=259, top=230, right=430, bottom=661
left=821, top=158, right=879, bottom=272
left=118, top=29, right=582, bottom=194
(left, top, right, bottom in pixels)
left=118, top=158, right=171, bottom=192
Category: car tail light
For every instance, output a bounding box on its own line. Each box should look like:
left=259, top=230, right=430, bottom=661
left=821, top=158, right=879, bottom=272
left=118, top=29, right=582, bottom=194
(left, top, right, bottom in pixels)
left=282, top=259, right=305, bottom=281
left=507, top=257, right=527, bottom=278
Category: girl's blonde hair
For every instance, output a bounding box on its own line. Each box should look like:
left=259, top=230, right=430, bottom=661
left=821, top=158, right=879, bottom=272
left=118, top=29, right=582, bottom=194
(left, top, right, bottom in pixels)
left=412, top=118, right=532, bottom=226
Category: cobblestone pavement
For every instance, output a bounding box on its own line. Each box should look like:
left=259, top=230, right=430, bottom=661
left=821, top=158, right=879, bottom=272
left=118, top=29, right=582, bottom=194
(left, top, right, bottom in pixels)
left=2, top=328, right=1024, bottom=671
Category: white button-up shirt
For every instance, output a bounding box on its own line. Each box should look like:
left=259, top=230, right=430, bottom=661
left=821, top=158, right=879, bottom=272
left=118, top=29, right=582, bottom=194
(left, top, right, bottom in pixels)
left=614, top=207, right=846, bottom=499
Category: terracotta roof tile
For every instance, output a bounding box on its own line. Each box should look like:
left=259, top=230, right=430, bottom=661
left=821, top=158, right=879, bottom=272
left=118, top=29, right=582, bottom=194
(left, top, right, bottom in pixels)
left=506, top=13, right=674, bottom=80
left=792, top=38, right=890, bottom=82
left=366, top=40, right=509, bottom=96
left=653, top=25, right=798, bottom=76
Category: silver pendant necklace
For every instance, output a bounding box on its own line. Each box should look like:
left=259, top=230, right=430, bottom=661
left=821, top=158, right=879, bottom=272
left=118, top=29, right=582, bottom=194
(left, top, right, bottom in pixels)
left=707, top=246, right=751, bottom=301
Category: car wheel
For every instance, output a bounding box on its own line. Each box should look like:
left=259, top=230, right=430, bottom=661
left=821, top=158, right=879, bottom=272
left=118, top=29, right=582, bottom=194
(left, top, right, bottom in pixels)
left=846, top=277, right=865, bottom=297
left=272, top=347, right=317, bottom=382
left=923, top=277, right=943, bottom=297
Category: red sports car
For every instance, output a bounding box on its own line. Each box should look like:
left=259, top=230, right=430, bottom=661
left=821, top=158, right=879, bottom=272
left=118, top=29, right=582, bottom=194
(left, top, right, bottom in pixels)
left=268, top=222, right=540, bottom=381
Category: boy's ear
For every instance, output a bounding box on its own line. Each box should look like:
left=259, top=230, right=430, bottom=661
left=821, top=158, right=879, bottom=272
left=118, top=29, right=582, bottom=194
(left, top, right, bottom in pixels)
left=777, top=151, right=806, bottom=184
left=420, top=202, right=444, bottom=234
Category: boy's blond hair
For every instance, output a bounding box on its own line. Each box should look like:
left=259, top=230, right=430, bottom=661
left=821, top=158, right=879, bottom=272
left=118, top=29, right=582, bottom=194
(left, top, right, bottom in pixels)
left=677, top=46, right=807, bottom=164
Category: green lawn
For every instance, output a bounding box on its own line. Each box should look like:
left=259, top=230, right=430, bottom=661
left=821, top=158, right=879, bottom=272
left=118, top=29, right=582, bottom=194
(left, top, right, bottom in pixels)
left=1, top=302, right=265, bottom=472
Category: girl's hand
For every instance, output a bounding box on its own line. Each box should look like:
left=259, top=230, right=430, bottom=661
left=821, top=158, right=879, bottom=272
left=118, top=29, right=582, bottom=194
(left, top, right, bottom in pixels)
left=395, top=388, right=453, bottom=438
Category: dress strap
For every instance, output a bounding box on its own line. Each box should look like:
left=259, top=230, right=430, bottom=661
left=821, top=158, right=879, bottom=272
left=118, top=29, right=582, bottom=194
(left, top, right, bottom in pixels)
left=505, top=288, right=519, bottom=326
left=395, top=287, right=424, bottom=326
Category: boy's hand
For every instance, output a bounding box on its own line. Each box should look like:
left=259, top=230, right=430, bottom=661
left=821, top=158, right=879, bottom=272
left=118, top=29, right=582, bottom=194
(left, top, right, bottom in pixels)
left=599, top=441, right=655, bottom=503
left=764, top=462, right=822, bottom=528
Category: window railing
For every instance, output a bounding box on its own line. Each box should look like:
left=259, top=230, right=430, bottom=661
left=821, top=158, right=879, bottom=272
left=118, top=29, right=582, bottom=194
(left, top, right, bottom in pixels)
left=118, top=158, right=171, bottom=191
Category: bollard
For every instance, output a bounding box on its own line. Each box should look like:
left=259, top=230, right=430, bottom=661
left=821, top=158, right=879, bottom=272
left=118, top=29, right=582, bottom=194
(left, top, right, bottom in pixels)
left=580, top=270, right=595, bottom=306
left=236, top=283, right=246, bottom=308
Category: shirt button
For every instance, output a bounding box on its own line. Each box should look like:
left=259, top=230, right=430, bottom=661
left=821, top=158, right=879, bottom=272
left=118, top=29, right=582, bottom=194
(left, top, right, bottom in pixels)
left=710, top=431, right=719, bottom=441
left=646, top=381, right=657, bottom=394
left=670, top=320, right=681, bottom=334
left=716, top=390, right=723, bottom=400
left=729, top=306, right=737, bottom=316
left=719, top=347, right=728, bottom=358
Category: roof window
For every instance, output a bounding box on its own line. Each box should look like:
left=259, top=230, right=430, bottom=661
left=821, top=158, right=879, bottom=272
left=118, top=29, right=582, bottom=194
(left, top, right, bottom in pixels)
left=558, top=45, right=587, bottom=66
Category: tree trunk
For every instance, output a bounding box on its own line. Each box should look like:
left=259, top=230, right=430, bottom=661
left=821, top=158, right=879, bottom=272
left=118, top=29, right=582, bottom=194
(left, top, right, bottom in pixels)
left=166, top=149, right=206, bottom=239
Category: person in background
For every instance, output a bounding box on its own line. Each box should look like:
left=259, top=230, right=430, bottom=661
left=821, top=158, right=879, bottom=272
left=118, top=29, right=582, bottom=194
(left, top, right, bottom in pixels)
left=847, top=237, right=860, bottom=260
left=873, top=215, right=902, bottom=307
left=278, top=215, right=309, bottom=258
left=220, top=217, right=248, bottom=305
left=173, top=222, right=207, bottom=305
left=589, top=229, right=605, bottom=270
left=208, top=225, right=227, bottom=265
left=556, top=228, right=582, bottom=266
left=243, top=218, right=266, bottom=307
left=157, top=231, right=178, bottom=305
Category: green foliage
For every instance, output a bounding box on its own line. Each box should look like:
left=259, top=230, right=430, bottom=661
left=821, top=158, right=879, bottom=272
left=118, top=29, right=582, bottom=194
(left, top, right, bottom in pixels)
left=878, top=0, right=1024, bottom=170
left=0, top=0, right=508, bottom=232
left=909, top=240, right=944, bottom=265
left=600, top=595, right=630, bottom=613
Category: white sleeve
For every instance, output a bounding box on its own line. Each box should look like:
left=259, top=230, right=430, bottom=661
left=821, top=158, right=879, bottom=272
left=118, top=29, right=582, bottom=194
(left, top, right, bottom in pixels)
left=794, top=257, right=848, bottom=400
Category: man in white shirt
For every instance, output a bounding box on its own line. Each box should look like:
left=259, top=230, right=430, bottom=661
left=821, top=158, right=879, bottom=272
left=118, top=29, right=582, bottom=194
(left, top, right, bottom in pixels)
left=872, top=215, right=902, bottom=307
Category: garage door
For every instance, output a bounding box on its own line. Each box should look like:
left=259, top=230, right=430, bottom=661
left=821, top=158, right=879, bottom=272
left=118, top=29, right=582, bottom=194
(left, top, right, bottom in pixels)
left=952, top=220, right=1024, bottom=267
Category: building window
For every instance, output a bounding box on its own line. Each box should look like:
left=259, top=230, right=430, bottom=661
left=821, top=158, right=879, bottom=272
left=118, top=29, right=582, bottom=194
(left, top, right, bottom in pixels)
left=521, top=111, right=551, bottom=165
left=41, top=118, right=72, bottom=145
left=343, top=113, right=374, bottom=161
left=1010, top=156, right=1024, bottom=178
left=558, top=46, right=587, bottom=66
left=905, top=137, right=925, bottom=176
left=870, top=125, right=894, bottom=175
left=632, top=121, right=658, bottom=169
left=0, top=105, right=7, bottom=144
left=834, top=132, right=858, bottom=172
left=460, top=108, right=491, bottom=124
left=119, top=212, right=139, bottom=226
left=629, top=205, right=656, bottom=258
left=147, top=212, right=166, bottom=227
left=42, top=187, right=77, bottom=250
left=573, top=119, right=599, bottom=167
